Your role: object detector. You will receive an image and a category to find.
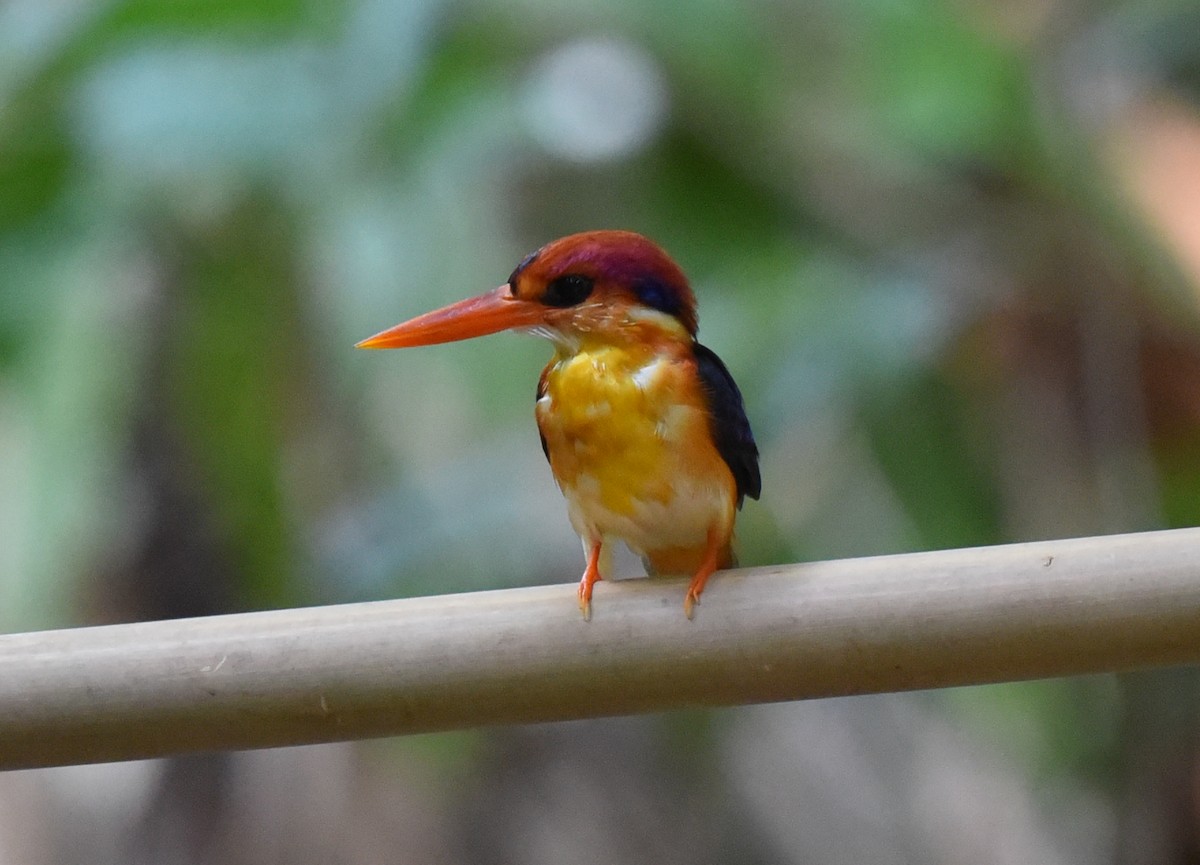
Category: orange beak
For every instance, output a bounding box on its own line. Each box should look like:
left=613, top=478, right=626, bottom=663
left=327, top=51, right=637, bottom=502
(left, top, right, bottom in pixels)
left=356, top=285, right=546, bottom=349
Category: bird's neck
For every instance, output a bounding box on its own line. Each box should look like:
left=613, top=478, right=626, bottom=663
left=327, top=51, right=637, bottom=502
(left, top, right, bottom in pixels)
left=547, top=317, right=693, bottom=362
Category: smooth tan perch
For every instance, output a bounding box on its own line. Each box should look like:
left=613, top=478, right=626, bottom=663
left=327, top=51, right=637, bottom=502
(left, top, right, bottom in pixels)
left=2, top=528, right=1200, bottom=770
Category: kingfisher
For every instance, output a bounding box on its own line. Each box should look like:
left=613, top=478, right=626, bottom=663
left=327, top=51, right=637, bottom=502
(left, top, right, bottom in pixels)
left=358, top=230, right=760, bottom=618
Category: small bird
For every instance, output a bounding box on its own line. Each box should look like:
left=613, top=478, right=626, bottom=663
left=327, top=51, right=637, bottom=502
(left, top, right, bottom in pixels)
left=358, top=231, right=760, bottom=618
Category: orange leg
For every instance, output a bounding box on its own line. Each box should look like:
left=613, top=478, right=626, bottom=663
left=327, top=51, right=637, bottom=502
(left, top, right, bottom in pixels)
left=683, top=527, right=723, bottom=620
left=577, top=540, right=603, bottom=621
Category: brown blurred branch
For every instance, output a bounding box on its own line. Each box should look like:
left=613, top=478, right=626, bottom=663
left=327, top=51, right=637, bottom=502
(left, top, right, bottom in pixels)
left=2, top=528, right=1200, bottom=770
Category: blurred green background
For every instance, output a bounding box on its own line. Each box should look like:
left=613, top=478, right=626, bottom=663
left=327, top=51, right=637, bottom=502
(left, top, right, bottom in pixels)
left=3, top=0, right=1200, bottom=861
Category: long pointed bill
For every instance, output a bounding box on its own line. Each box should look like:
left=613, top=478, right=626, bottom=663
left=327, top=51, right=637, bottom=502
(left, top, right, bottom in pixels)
left=356, top=285, right=546, bottom=349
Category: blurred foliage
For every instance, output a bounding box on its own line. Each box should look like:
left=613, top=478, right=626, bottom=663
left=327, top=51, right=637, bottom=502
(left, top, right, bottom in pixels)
left=3, top=0, right=1200, bottom=861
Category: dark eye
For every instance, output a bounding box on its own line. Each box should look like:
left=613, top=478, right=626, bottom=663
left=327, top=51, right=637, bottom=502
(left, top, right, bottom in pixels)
left=541, top=274, right=594, bottom=307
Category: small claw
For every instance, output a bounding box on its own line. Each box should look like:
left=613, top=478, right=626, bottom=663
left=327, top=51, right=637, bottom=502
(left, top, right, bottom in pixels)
left=578, top=586, right=593, bottom=622
left=683, top=590, right=698, bottom=620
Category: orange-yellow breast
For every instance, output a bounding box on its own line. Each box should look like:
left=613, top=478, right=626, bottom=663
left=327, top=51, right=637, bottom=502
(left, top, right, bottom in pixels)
left=535, top=339, right=737, bottom=569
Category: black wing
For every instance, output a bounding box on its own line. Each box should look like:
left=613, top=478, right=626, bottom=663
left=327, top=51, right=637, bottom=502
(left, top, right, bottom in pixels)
left=694, top=342, right=761, bottom=507
left=536, top=368, right=550, bottom=462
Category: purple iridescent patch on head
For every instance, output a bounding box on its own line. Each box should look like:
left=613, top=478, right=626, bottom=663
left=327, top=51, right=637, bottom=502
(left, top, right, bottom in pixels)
left=541, top=231, right=698, bottom=334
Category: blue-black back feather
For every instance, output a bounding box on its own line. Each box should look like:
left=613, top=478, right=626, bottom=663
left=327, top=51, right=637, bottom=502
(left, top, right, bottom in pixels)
left=693, top=343, right=761, bottom=507
left=536, top=370, right=550, bottom=461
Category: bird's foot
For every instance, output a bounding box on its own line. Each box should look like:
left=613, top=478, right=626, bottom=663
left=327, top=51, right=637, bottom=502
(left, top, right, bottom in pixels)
left=683, top=527, right=722, bottom=620
left=577, top=541, right=603, bottom=621
left=577, top=580, right=594, bottom=621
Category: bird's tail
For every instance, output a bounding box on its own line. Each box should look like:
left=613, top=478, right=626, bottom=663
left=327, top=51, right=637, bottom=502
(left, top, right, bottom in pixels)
left=642, top=539, right=735, bottom=578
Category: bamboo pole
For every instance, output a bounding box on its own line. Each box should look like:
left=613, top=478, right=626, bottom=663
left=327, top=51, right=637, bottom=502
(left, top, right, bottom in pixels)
left=2, top=528, right=1200, bottom=770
